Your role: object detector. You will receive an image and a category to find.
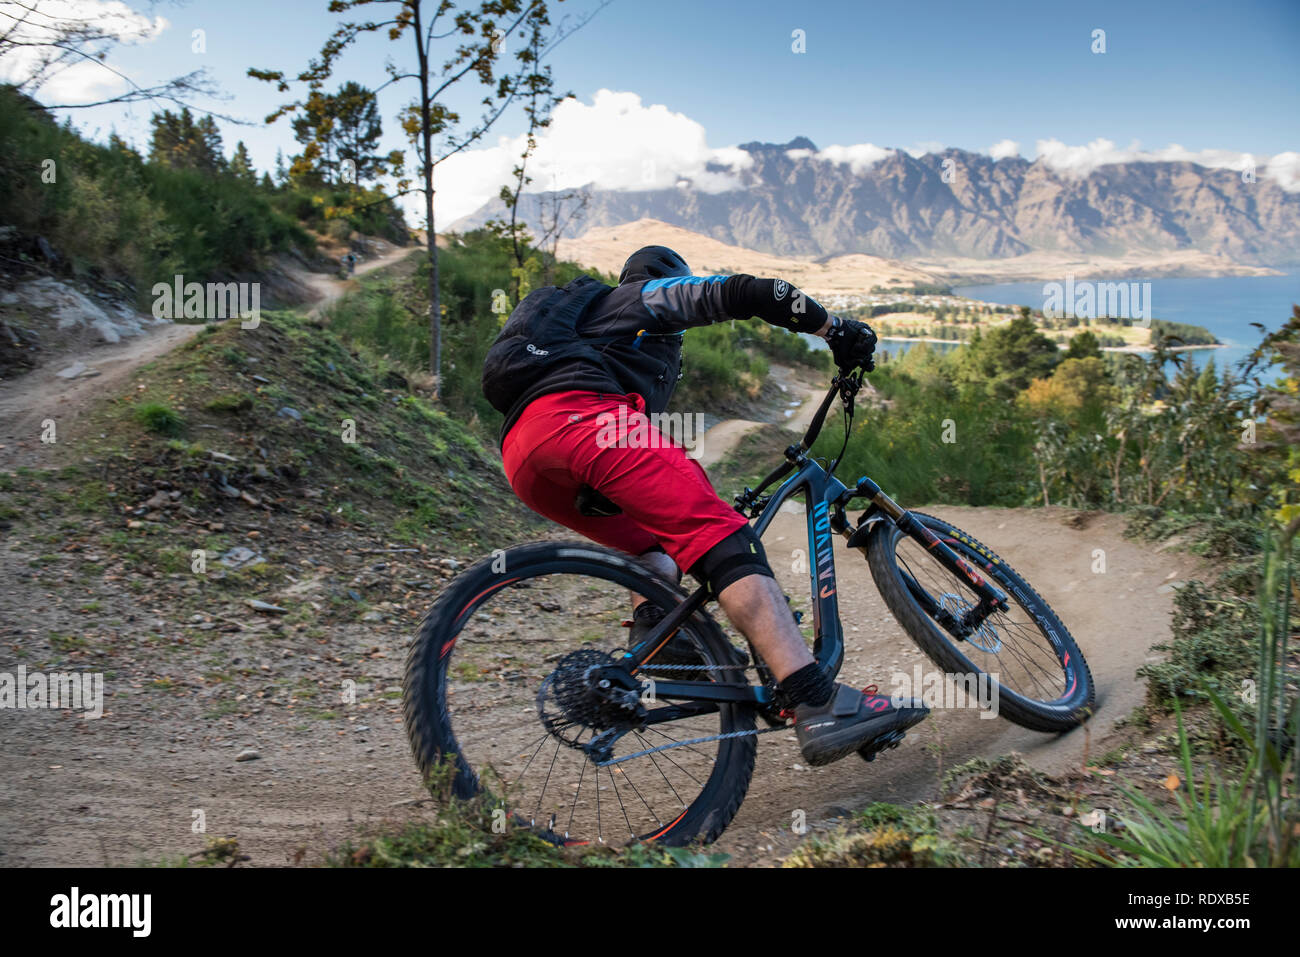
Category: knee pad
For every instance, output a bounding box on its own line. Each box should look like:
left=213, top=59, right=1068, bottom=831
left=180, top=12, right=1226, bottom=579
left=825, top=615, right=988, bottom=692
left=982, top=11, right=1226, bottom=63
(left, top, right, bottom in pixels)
left=688, top=524, right=773, bottom=596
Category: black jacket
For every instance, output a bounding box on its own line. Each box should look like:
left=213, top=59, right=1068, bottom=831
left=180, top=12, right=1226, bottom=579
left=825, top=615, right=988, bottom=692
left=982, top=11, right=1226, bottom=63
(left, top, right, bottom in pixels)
left=499, top=273, right=829, bottom=443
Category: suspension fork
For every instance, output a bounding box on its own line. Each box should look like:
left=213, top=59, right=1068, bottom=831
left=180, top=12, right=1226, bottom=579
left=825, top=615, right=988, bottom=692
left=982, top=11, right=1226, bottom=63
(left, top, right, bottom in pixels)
left=849, top=477, right=1009, bottom=633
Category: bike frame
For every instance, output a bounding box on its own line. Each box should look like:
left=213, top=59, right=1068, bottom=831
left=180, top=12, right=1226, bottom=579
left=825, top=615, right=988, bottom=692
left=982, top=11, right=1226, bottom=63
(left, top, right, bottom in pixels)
left=608, top=374, right=1010, bottom=718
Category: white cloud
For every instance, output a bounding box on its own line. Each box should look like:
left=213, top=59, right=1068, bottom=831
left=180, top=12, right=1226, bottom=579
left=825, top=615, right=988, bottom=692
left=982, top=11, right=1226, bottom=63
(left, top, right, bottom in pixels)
left=1267, top=152, right=1300, bottom=192
left=0, top=1, right=168, bottom=105
left=904, top=140, right=944, bottom=158
left=989, top=139, right=1021, bottom=160
left=436, top=90, right=754, bottom=222
left=1032, top=137, right=1297, bottom=190
left=1033, top=137, right=1137, bottom=176
left=796, top=142, right=894, bottom=174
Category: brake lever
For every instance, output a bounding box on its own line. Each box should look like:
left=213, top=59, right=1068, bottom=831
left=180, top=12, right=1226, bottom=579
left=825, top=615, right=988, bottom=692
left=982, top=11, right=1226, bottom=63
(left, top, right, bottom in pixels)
left=837, top=369, right=863, bottom=407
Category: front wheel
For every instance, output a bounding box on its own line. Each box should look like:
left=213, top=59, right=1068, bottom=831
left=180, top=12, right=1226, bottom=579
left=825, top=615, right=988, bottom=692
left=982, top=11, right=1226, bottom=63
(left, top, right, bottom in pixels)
left=865, top=512, right=1095, bottom=732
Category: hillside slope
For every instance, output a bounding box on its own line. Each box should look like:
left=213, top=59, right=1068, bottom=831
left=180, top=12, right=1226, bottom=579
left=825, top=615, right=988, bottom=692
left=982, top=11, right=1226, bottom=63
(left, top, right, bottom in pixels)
left=555, top=218, right=939, bottom=295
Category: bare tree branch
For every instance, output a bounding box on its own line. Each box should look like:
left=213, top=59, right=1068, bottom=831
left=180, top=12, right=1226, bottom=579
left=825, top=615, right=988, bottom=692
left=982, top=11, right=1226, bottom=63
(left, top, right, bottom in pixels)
left=0, top=0, right=242, bottom=121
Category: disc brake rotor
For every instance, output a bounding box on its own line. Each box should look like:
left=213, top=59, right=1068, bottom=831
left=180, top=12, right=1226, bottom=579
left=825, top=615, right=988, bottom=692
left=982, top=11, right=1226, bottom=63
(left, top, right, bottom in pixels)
left=939, top=592, right=1002, bottom=653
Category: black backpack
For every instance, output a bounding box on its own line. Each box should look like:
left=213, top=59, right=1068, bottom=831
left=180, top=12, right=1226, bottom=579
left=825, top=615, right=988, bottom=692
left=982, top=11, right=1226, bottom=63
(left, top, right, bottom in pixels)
left=480, top=275, right=619, bottom=415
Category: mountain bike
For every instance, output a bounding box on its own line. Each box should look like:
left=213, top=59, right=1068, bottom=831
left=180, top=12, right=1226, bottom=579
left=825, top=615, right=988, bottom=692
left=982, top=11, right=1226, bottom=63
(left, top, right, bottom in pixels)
left=403, top=368, right=1095, bottom=846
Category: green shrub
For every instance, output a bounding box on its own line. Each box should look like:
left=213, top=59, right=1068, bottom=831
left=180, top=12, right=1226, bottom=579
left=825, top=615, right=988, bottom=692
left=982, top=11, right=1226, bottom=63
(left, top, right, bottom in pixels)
left=134, top=402, right=185, bottom=436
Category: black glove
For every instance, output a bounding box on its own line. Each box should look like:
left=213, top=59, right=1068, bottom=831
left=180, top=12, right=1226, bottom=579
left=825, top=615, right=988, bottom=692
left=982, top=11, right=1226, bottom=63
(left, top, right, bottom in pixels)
left=825, top=316, right=877, bottom=371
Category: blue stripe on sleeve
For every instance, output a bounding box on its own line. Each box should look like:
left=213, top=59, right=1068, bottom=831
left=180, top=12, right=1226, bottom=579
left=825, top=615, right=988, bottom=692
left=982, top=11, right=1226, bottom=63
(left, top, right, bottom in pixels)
left=640, top=275, right=728, bottom=324
left=641, top=275, right=728, bottom=293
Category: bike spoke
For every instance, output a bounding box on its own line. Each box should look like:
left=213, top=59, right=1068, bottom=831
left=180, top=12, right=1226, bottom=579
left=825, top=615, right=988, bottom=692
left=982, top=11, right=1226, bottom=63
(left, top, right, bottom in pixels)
left=633, top=730, right=689, bottom=808
left=643, top=726, right=714, bottom=775
left=531, top=735, right=565, bottom=828
left=565, top=754, right=588, bottom=841
left=894, top=530, right=1071, bottom=705
left=617, top=757, right=665, bottom=826
left=608, top=765, right=636, bottom=840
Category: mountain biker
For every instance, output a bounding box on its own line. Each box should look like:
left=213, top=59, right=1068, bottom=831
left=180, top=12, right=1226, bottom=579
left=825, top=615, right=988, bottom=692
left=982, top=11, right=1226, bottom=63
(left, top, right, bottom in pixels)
left=490, top=245, right=929, bottom=766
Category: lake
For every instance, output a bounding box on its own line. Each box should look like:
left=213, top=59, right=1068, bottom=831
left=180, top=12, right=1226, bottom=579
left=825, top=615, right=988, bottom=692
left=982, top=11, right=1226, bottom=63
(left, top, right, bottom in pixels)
left=954, top=271, right=1300, bottom=370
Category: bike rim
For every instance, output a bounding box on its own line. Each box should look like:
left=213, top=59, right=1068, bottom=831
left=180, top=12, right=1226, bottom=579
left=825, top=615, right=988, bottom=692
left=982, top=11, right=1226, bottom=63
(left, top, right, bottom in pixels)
left=422, top=563, right=747, bottom=846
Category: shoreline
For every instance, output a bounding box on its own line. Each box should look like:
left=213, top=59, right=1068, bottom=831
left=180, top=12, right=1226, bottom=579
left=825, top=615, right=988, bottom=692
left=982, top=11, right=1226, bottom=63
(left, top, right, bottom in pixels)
left=876, top=335, right=1225, bottom=354
left=1100, top=342, right=1226, bottom=354
left=933, top=261, right=1287, bottom=286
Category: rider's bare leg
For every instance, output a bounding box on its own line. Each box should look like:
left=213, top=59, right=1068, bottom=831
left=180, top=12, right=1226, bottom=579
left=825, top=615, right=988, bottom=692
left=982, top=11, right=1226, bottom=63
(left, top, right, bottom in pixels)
left=715, top=573, right=813, bottom=680
left=631, top=554, right=810, bottom=679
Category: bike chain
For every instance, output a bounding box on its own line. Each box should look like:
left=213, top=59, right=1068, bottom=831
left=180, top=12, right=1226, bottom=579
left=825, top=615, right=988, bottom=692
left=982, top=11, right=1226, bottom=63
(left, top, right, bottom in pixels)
left=595, top=722, right=790, bottom=767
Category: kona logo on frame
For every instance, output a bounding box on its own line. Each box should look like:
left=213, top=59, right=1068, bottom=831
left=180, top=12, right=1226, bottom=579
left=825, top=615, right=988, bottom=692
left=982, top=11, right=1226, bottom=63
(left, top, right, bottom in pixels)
left=813, top=502, right=834, bottom=584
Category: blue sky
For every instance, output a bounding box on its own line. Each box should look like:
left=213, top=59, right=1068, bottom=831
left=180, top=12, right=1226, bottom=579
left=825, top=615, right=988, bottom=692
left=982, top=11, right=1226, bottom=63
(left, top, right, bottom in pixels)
left=16, top=0, right=1300, bottom=219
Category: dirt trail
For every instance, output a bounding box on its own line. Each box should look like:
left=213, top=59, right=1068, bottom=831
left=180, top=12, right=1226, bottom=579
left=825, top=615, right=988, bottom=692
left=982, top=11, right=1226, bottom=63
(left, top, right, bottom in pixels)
left=291, top=243, right=415, bottom=318
left=697, top=364, right=822, bottom=467
left=0, top=323, right=205, bottom=469
left=0, top=244, right=416, bottom=471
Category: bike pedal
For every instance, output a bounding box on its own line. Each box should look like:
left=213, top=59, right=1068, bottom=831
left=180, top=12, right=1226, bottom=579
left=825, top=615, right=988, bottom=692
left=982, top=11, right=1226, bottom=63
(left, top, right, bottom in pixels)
left=857, top=729, right=907, bottom=763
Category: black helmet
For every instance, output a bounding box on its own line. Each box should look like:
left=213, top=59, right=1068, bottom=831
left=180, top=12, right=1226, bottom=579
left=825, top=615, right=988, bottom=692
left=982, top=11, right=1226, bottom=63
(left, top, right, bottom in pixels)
left=618, top=245, right=692, bottom=285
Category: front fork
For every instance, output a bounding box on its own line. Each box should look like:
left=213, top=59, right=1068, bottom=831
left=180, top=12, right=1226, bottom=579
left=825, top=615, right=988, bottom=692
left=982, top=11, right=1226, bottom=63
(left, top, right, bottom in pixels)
left=838, top=477, right=1009, bottom=638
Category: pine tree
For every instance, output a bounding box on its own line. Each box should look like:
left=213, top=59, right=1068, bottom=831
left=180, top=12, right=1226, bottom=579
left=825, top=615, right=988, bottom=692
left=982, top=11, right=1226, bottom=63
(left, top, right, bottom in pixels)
left=332, top=81, right=383, bottom=184
left=194, top=115, right=225, bottom=173
left=230, top=141, right=257, bottom=183
left=250, top=0, right=568, bottom=396
left=149, top=107, right=225, bottom=173
left=290, top=81, right=384, bottom=185
left=1064, top=330, right=1103, bottom=361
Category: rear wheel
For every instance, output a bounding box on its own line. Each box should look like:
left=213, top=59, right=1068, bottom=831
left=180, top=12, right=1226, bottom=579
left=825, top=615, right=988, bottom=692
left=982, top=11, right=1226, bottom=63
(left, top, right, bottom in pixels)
left=403, top=540, right=757, bottom=846
left=865, top=512, right=1094, bottom=732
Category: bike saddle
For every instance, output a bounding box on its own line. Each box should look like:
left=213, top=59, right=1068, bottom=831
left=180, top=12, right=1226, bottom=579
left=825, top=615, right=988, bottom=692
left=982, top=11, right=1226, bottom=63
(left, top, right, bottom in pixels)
left=575, top=484, right=623, bottom=517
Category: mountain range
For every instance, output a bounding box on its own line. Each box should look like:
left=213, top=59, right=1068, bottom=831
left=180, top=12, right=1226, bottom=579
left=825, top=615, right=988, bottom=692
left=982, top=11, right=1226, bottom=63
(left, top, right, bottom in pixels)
left=454, top=138, right=1300, bottom=268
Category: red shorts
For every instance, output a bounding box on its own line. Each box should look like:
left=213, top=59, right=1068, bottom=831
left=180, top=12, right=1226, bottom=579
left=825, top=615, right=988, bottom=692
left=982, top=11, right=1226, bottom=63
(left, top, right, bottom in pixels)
left=501, top=390, right=749, bottom=573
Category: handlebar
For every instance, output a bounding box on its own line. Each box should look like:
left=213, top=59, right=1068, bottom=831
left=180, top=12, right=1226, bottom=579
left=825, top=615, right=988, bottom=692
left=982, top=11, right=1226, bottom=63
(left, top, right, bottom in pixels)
left=735, top=368, right=866, bottom=513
